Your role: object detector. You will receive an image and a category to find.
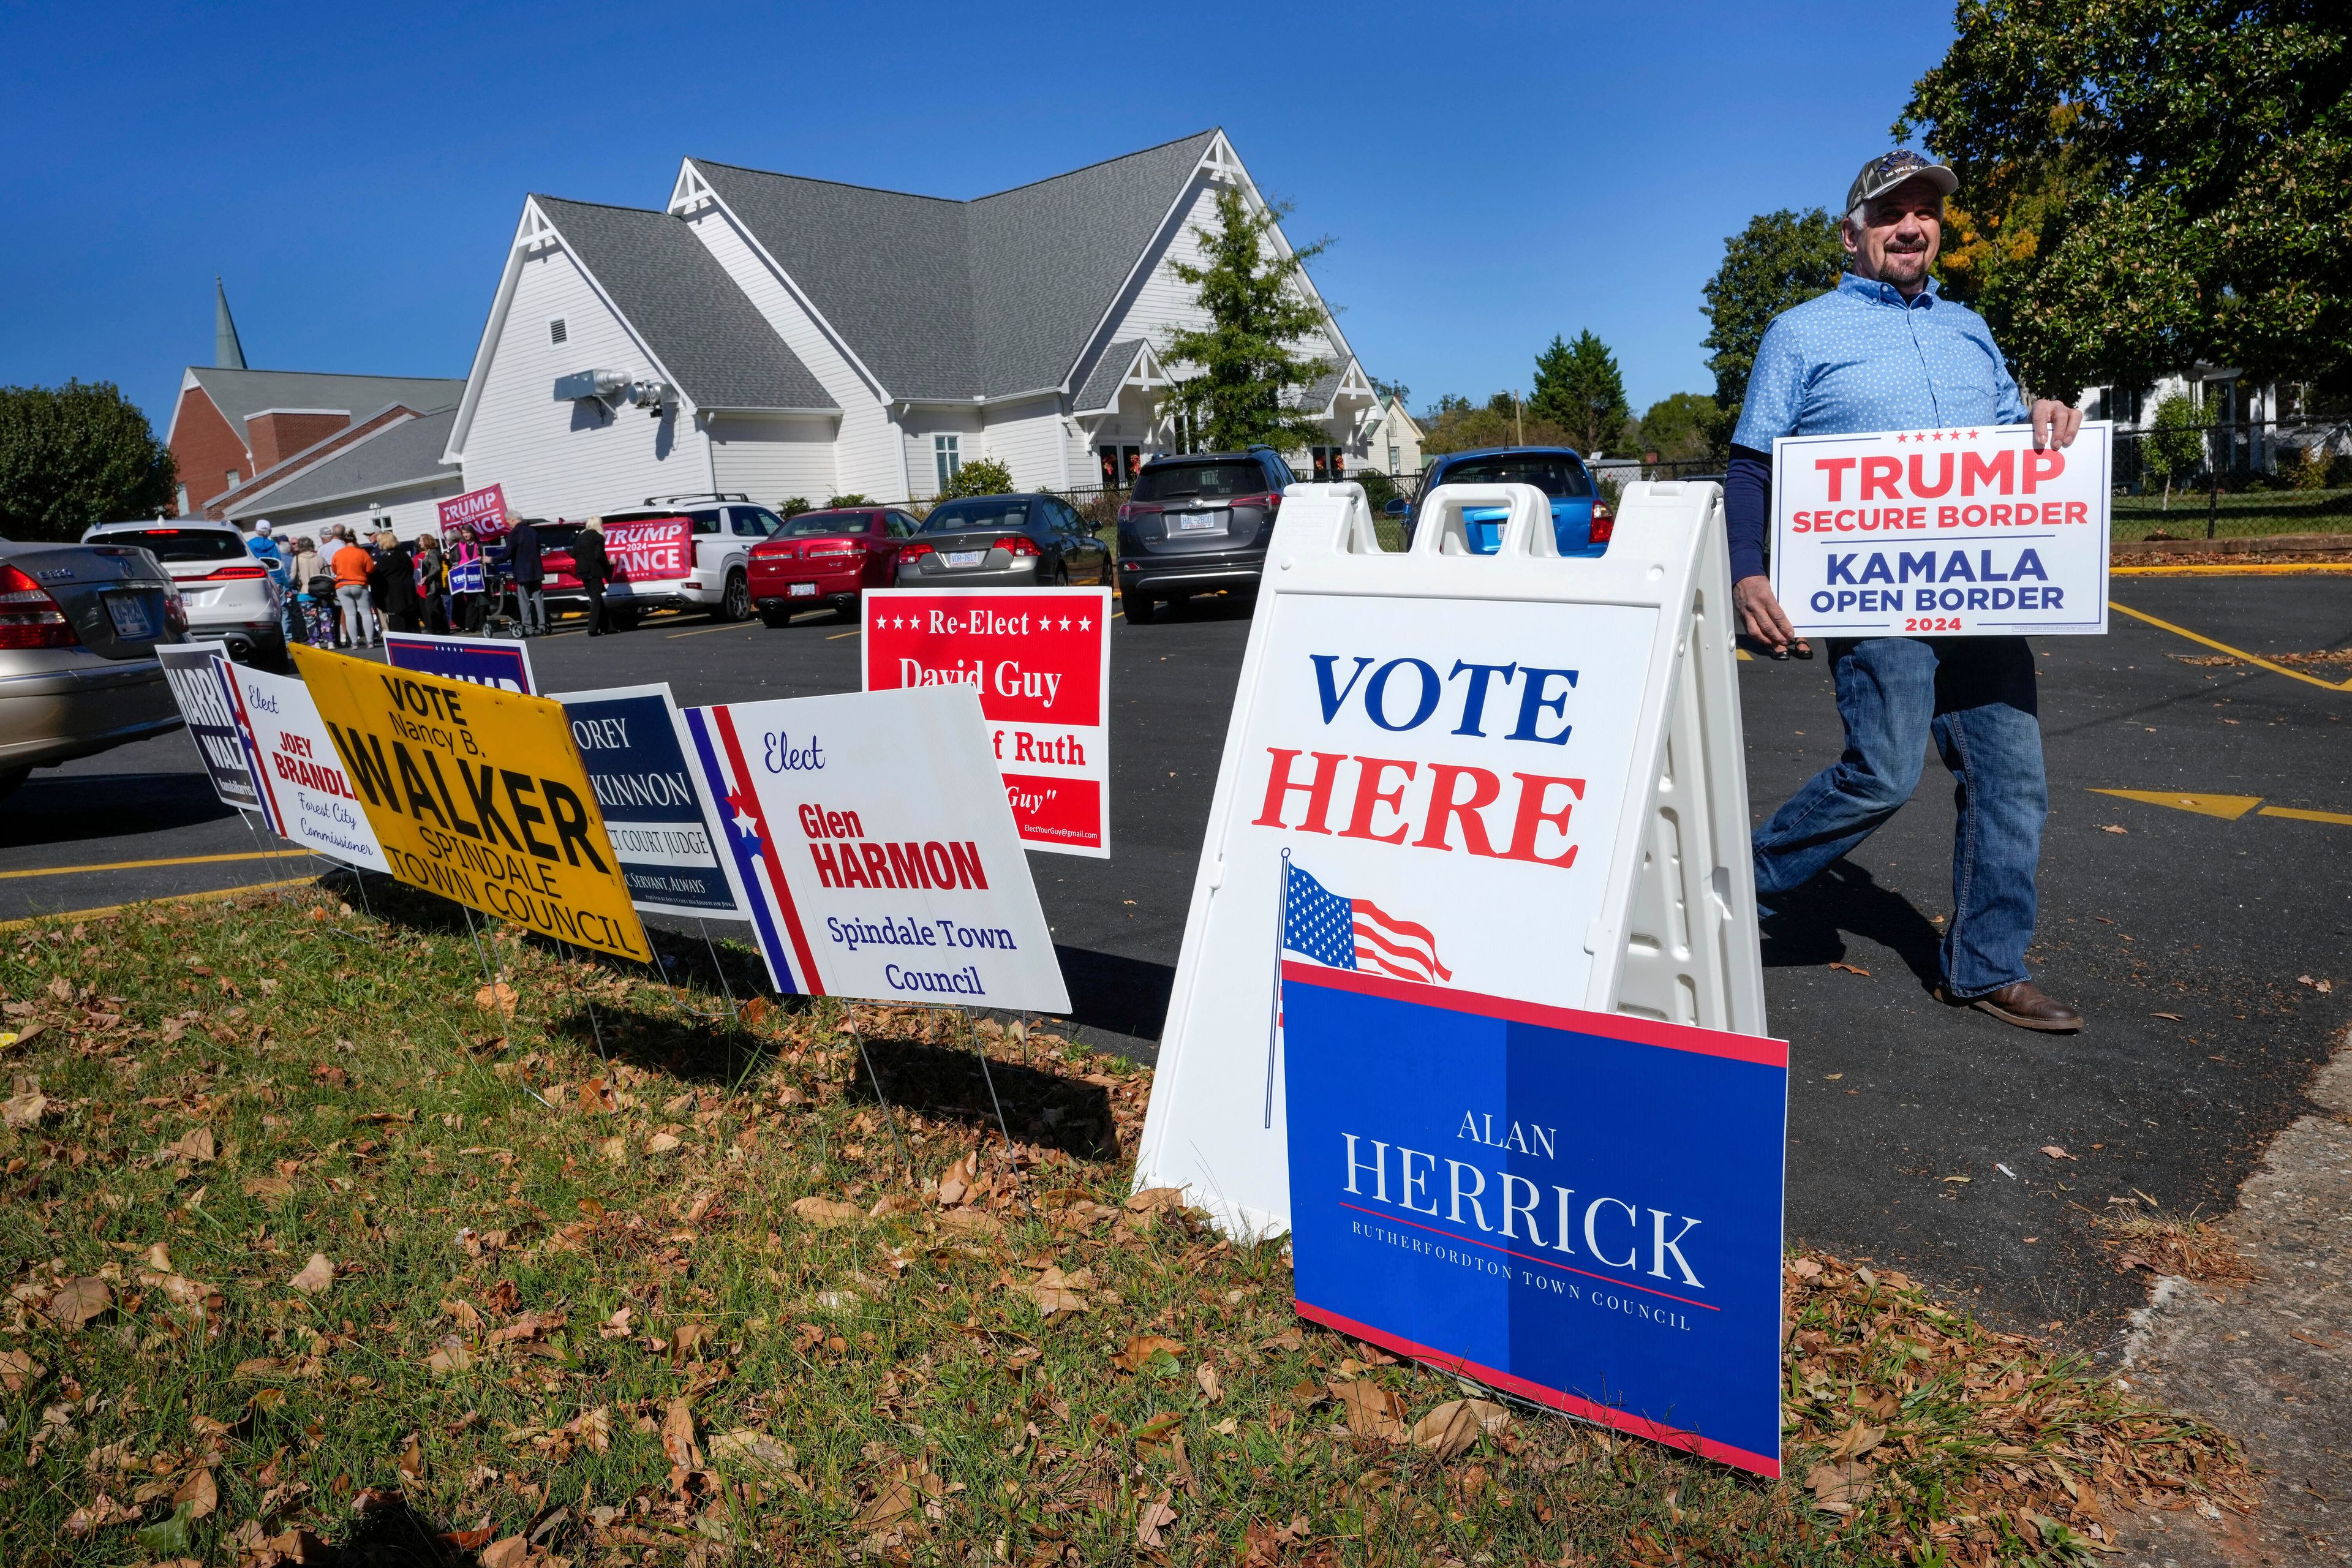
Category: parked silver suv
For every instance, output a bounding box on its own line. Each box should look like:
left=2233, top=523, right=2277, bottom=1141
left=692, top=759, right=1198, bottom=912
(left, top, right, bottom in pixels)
left=81, top=519, right=284, bottom=664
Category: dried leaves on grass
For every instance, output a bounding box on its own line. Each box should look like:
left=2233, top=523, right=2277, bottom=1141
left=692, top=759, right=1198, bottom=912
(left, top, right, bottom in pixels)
left=0, top=885, right=2252, bottom=1568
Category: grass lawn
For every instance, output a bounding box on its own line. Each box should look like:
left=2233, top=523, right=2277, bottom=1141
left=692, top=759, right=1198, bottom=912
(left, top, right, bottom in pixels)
left=0, top=881, right=2243, bottom=1566
left=2110, top=485, right=2352, bottom=541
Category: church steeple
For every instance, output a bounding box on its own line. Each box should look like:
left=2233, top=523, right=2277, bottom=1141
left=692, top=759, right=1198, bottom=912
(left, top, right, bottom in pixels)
left=214, top=276, right=247, bottom=370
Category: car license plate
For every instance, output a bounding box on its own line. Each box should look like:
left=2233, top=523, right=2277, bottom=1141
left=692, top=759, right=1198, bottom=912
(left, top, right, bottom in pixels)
left=104, top=592, right=156, bottom=639
left=1174, top=513, right=1224, bottom=533
left=788, top=582, right=818, bottom=597
left=944, top=550, right=986, bottom=568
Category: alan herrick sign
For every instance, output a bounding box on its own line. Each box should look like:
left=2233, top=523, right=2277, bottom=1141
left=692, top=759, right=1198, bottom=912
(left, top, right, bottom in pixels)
left=1284, top=969, right=1789, bottom=1476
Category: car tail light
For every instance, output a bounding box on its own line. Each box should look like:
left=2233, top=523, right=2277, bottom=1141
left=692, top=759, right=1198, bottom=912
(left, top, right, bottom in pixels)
left=203, top=564, right=271, bottom=581
left=899, top=542, right=935, bottom=562
left=0, top=564, right=80, bottom=649
left=993, top=535, right=1039, bottom=557
left=1120, top=501, right=1160, bottom=523
left=1589, top=502, right=1615, bottom=545
left=164, top=586, right=189, bottom=635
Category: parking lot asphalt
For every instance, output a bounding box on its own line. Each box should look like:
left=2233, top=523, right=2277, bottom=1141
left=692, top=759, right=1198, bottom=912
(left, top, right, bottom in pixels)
left=3, top=578, right=2345, bottom=1342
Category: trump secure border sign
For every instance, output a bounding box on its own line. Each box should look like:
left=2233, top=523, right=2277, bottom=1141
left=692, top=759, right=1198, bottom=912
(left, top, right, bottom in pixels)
left=1771, top=421, right=2111, bottom=638
left=294, top=646, right=649, bottom=962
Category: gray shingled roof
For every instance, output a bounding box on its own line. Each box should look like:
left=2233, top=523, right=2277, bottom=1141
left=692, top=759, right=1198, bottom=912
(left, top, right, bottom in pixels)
left=691, top=131, right=1219, bottom=402
left=223, top=408, right=461, bottom=520
left=189, top=368, right=464, bottom=446
left=534, top=197, right=837, bottom=413
left=1073, top=340, right=1147, bottom=412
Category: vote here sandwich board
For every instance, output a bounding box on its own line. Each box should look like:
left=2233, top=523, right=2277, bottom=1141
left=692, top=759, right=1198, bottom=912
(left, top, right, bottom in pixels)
left=1135, top=481, right=1785, bottom=1474
left=1771, top=421, right=2111, bottom=638
left=862, top=588, right=1112, bottom=857
left=295, top=646, right=649, bottom=963
left=551, top=684, right=748, bottom=919
left=224, top=661, right=389, bottom=871
left=682, top=685, right=1069, bottom=1012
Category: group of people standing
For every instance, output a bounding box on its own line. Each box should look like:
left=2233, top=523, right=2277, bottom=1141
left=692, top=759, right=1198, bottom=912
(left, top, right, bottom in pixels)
left=247, top=513, right=560, bottom=646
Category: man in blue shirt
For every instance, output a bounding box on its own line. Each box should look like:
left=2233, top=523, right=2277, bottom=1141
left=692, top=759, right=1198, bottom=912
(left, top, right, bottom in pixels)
left=1725, top=150, right=2086, bottom=1033
left=247, top=519, right=301, bottom=649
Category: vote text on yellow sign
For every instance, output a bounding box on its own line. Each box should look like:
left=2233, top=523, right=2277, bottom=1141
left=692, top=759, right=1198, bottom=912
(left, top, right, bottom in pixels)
left=293, top=646, right=649, bottom=961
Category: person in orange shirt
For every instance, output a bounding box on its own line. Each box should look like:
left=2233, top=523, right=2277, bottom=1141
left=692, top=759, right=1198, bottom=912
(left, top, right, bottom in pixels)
left=330, top=528, right=379, bottom=647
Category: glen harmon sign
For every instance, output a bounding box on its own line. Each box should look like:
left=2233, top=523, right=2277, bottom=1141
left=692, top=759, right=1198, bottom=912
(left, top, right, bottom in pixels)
left=1771, top=421, right=2111, bottom=638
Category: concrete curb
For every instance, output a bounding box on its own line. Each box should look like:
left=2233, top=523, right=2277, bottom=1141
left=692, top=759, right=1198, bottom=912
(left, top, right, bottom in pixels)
left=2114, top=1028, right=2352, bottom=1565
left=2114, top=532, right=2352, bottom=559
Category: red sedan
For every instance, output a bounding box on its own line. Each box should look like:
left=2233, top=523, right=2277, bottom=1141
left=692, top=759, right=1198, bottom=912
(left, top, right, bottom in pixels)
left=746, top=507, right=922, bottom=625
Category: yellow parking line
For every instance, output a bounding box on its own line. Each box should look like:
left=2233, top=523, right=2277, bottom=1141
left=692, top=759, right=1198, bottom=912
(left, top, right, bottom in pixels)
left=826, top=629, right=861, bottom=641
left=0, top=876, right=317, bottom=932
left=2111, top=562, right=2352, bottom=576
left=0, top=849, right=312, bottom=882
left=2258, top=805, right=2352, bottom=827
left=2108, top=600, right=2352, bottom=693
left=666, top=621, right=763, bottom=639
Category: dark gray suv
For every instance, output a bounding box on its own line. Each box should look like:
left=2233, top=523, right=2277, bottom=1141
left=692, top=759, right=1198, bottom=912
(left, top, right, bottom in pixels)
left=1114, top=447, right=1295, bottom=621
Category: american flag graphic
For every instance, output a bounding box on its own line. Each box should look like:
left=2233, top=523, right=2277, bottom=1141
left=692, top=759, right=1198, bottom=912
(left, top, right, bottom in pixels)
left=1283, top=862, right=1453, bottom=984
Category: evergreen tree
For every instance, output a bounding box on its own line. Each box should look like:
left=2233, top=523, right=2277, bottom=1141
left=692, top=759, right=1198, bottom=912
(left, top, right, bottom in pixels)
left=1161, top=185, right=1333, bottom=453
left=1529, top=332, right=1631, bottom=455
left=0, top=380, right=177, bottom=541
left=1700, top=209, right=1845, bottom=437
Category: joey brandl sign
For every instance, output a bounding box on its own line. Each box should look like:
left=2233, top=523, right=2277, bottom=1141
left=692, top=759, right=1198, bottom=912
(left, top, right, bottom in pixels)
left=293, top=646, right=649, bottom=962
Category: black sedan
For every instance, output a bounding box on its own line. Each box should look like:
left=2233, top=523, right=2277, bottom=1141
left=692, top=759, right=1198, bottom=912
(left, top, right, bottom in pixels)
left=893, top=494, right=1110, bottom=589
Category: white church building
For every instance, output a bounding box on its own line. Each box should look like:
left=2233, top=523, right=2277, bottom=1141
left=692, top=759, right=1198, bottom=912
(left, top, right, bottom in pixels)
left=442, top=130, right=1384, bottom=519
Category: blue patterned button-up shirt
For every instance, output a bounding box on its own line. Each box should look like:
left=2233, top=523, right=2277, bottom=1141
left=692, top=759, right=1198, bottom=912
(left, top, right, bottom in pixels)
left=1726, top=273, right=2030, bottom=581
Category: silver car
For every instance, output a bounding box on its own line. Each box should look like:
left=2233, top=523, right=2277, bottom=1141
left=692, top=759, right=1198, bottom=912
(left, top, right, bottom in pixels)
left=0, top=534, right=189, bottom=800
left=894, top=495, right=1111, bottom=589
left=81, top=519, right=284, bottom=664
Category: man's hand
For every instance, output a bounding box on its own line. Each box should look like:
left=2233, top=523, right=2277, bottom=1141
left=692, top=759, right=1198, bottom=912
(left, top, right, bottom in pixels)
left=2029, top=398, right=2083, bottom=450
left=1735, top=574, right=1800, bottom=653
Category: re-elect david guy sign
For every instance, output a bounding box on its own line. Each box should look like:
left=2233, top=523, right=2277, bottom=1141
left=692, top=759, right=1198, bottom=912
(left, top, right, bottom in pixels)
left=552, top=684, right=748, bottom=919
left=682, top=685, right=1069, bottom=1012
left=1285, top=969, right=1789, bottom=1477
left=862, top=588, right=1112, bottom=857
left=1771, top=421, right=2111, bottom=638
left=295, top=646, right=649, bottom=962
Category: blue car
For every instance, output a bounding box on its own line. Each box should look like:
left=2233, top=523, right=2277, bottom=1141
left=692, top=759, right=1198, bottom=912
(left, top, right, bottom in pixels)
left=1389, top=447, right=1615, bottom=557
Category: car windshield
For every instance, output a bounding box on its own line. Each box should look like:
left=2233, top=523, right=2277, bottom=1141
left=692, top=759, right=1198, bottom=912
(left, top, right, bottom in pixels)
left=100, top=529, right=252, bottom=562
left=778, top=511, right=873, bottom=538
left=922, top=500, right=1028, bottom=534
left=1133, top=462, right=1266, bottom=502
left=1438, top=456, right=1593, bottom=498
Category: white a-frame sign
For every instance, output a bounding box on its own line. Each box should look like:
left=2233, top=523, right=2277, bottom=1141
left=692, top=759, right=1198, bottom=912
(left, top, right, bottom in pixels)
left=1133, top=480, right=1768, bottom=1238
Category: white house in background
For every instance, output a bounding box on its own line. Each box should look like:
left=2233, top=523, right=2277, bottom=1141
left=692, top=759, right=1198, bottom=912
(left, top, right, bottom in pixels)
left=1359, top=392, right=1426, bottom=477
left=442, top=130, right=1386, bottom=518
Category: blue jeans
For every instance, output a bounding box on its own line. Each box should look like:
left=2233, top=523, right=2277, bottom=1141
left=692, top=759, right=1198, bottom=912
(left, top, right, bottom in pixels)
left=1752, top=636, right=2046, bottom=995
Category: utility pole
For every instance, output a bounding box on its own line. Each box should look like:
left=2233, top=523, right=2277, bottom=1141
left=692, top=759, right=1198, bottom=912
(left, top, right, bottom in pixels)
left=1513, top=391, right=1524, bottom=448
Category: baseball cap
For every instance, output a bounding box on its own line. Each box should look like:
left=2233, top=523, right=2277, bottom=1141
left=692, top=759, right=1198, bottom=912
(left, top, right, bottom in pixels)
left=254, top=519, right=273, bottom=534
left=1846, top=149, right=1957, bottom=214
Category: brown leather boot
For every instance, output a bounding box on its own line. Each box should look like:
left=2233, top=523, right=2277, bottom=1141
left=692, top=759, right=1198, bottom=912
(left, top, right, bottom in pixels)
left=1941, top=980, right=2084, bottom=1032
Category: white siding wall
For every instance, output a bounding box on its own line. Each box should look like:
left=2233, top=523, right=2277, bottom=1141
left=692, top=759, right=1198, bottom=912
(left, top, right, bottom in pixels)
left=265, top=479, right=467, bottom=546
left=981, top=398, right=1067, bottom=491
left=458, top=246, right=712, bottom=519
left=685, top=208, right=906, bottom=502
left=1098, top=176, right=1221, bottom=368
left=707, top=414, right=840, bottom=508
left=902, top=409, right=986, bottom=501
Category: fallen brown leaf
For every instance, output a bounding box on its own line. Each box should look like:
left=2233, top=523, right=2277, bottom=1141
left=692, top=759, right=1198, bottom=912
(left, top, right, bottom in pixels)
left=1, top=1089, right=47, bottom=1129
left=1409, top=1398, right=1511, bottom=1460
left=169, top=1126, right=216, bottom=1163
left=1827, top=962, right=1872, bottom=977
left=474, top=982, right=518, bottom=1019
left=1113, top=1335, right=1184, bottom=1374
left=791, top=1196, right=861, bottom=1227
left=288, top=1254, right=335, bottom=1296
left=937, top=1150, right=979, bottom=1207
left=2040, top=1145, right=2077, bottom=1161
left=660, top=1398, right=701, bottom=1469
left=48, top=1276, right=112, bottom=1329
left=1807, top=1459, right=1875, bottom=1512
left=480, top=1536, right=528, bottom=1568
left=1135, top=1492, right=1177, bottom=1549
left=1333, top=1379, right=1407, bottom=1441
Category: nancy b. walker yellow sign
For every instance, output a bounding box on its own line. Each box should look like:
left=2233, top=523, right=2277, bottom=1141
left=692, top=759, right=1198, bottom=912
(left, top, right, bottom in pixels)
left=293, top=647, right=650, bottom=962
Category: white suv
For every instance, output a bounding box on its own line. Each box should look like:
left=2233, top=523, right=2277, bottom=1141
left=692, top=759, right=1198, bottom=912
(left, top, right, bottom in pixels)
left=592, top=494, right=783, bottom=624
left=80, top=519, right=284, bottom=664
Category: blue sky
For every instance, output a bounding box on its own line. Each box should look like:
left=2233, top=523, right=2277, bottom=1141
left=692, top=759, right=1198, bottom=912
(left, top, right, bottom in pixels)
left=1, top=1, right=1956, bottom=438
